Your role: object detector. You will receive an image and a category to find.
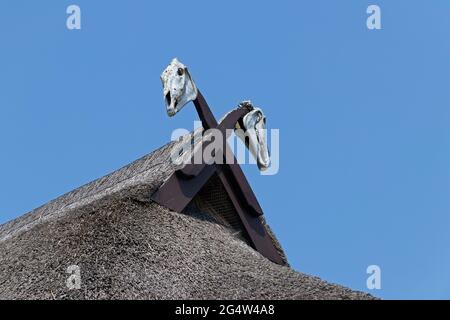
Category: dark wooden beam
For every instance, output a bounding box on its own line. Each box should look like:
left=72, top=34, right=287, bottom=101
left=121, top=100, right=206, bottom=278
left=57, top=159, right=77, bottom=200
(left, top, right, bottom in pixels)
left=193, top=90, right=218, bottom=130
left=151, top=91, right=284, bottom=265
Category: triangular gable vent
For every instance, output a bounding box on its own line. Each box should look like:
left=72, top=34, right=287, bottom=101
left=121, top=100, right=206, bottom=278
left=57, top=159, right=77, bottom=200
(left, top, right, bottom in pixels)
left=183, top=173, right=251, bottom=245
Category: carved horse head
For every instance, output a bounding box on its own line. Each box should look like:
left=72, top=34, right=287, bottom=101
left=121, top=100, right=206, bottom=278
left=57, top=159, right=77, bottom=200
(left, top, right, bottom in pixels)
left=234, top=102, right=271, bottom=171
left=161, top=58, right=198, bottom=117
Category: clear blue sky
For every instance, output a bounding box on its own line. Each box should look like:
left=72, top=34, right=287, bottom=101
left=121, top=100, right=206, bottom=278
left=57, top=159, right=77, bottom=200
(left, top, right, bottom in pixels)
left=1, top=1, right=449, bottom=299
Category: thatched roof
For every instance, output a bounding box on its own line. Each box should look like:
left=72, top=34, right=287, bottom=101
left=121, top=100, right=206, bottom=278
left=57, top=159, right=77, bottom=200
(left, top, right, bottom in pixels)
left=0, top=141, right=375, bottom=300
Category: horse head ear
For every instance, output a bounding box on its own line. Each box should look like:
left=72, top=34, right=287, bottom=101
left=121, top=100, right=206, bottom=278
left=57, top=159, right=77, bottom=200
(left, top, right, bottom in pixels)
left=184, top=67, right=191, bottom=79
left=239, top=107, right=270, bottom=171
left=185, top=68, right=198, bottom=97
left=238, top=101, right=255, bottom=113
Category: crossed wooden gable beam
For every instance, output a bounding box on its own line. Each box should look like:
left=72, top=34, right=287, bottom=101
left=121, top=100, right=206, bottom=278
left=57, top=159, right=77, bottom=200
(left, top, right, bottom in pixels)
left=151, top=91, right=284, bottom=265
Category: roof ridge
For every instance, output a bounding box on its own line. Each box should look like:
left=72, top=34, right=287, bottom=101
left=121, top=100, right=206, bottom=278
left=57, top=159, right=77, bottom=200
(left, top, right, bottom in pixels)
left=0, top=142, right=177, bottom=242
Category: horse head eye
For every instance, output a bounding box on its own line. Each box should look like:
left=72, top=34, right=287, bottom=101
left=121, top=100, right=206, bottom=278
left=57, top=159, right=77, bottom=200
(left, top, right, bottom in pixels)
left=177, top=68, right=184, bottom=76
